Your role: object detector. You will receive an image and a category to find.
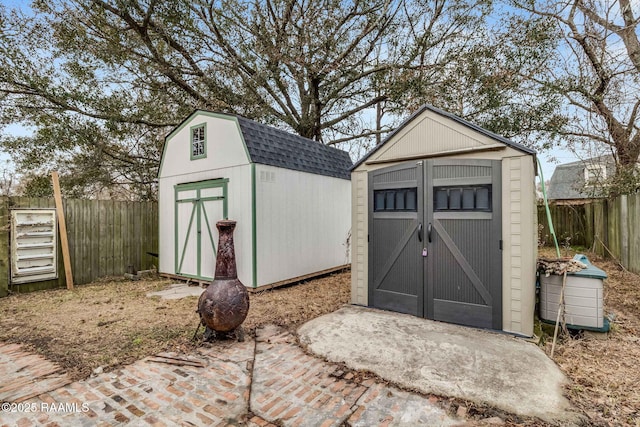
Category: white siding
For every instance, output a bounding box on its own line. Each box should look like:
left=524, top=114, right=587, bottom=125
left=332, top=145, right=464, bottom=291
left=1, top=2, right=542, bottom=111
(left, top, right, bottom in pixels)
left=255, top=164, right=351, bottom=287
left=159, top=113, right=249, bottom=179
left=158, top=165, right=253, bottom=287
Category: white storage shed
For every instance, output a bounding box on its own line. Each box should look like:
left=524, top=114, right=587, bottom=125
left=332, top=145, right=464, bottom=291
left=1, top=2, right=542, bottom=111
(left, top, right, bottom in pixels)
left=351, top=105, right=537, bottom=336
left=159, top=110, right=352, bottom=289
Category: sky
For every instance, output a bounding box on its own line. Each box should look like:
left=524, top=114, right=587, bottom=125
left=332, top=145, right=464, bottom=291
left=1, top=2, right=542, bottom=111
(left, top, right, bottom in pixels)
left=0, top=0, right=583, bottom=185
left=0, top=120, right=576, bottom=184
left=537, top=149, right=579, bottom=183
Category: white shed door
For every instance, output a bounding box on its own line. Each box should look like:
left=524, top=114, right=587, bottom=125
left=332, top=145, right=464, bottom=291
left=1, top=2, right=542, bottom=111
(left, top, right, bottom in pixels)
left=11, top=209, right=58, bottom=284
left=175, top=179, right=228, bottom=281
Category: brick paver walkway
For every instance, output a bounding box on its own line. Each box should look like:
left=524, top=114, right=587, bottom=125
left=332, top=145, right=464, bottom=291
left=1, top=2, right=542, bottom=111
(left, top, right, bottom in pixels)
left=0, top=326, right=461, bottom=426
left=0, top=343, right=72, bottom=404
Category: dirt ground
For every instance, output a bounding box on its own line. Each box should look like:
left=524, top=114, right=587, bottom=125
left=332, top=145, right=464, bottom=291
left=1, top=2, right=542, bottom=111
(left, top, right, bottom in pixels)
left=0, top=272, right=350, bottom=381
left=1, top=255, right=639, bottom=426
left=538, top=247, right=640, bottom=427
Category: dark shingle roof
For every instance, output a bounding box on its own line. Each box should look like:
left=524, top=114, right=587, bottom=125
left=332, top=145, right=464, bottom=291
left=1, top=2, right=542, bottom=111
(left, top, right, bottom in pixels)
left=235, top=116, right=352, bottom=180
left=163, top=110, right=353, bottom=180
left=352, top=104, right=535, bottom=170
left=547, top=156, right=616, bottom=200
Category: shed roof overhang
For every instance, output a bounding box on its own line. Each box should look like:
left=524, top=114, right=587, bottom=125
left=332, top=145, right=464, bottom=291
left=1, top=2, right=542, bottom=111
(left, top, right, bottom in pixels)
left=351, top=104, right=536, bottom=172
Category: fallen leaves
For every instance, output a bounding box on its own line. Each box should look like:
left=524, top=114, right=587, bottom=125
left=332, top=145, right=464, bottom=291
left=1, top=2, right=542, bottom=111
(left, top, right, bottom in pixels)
left=0, top=272, right=350, bottom=381
left=539, top=247, right=640, bottom=426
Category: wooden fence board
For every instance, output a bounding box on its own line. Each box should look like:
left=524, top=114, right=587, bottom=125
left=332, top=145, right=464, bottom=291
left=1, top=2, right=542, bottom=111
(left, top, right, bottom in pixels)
left=608, top=199, right=621, bottom=260
left=628, top=194, right=640, bottom=274
left=113, top=201, right=123, bottom=276
left=0, top=198, right=9, bottom=297
left=593, top=201, right=607, bottom=257
left=72, top=200, right=83, bottom=284
left=122, top=201, right=131, bottom=273
left=584, top=203, right=594, bottom=247
left=0, top=198, right=159, bottom=294
left=538, top=195, right=639, bottom=275
left=80, top=199, right=91, bottom=285
left=133, top=201, right=141, bottom=271
left=98, top=200, right=108, bottom=278
left=151, top=202, right=159, bottom=268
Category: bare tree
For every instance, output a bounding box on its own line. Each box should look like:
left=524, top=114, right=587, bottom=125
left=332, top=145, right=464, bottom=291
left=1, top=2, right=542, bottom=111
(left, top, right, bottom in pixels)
left=0, top=165, right=14, bottom=197
left=0, top=0, right=561, bottom=198
left=514, top=0, right=640, bottom=188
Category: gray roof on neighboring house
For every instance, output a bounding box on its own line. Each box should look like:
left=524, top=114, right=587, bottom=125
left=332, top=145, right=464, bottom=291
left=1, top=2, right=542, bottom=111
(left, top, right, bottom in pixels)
left=235, top=116, right=352, bottom=180
left=547, top=155, right=616, bottom=200
left=352, top=104, right=536, bottom=170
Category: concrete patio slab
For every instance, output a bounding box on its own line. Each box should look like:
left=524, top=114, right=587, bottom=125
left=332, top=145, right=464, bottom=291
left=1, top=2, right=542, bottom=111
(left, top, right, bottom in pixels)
left=146, top=283, right=204, bottom=300
left=251, top=325, right=461, bottom=427
left=298, top=305, right=581, bottom=425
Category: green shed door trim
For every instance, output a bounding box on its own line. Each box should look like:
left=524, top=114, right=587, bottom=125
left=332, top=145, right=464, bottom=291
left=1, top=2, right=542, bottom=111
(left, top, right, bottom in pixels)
left=251, top=163, right=257, bottom=288
left=174, top=179, right=228, bottom=280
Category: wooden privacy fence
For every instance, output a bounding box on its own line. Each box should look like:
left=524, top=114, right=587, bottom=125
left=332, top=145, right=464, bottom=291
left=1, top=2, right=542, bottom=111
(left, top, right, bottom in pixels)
left=0, top=197, right=158, bottom=296
left=537, top=192, right=640, bottom=274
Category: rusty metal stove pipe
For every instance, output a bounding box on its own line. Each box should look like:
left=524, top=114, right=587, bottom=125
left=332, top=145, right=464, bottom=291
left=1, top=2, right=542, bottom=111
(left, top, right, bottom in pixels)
left=197, top=220, right=249, bottom=332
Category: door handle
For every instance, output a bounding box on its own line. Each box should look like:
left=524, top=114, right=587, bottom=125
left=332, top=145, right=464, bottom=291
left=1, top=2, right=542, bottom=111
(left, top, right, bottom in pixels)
left=418, top=223, right=423, bottom=242
left=427, top=223, right=432, bottom=243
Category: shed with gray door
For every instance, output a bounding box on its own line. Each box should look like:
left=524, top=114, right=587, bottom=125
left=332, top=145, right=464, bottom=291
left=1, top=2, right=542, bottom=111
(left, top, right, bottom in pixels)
left=351, top=105, right=537, bottom=336
left=158, top=110, right=352, bottom=289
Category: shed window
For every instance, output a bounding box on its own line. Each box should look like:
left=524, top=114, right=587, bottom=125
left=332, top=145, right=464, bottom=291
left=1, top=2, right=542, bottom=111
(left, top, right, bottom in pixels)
left=191, top=124, right=206, bottom=159
left=374, top=188, right=417, bottom=212
left=434, top=185, right=492, bottom=212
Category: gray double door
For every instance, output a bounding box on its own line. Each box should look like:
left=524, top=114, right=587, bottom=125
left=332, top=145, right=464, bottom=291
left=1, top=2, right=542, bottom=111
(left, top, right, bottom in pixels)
left=368, top=159, right=502, bottom=330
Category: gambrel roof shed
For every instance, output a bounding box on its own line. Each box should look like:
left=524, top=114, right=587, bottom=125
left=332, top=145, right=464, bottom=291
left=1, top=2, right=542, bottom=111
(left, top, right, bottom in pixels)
left=159, top=110, right=352, bottom=289
left=163, top=112, right=352, bottom=179
left=351, top=104, right=538, bottom=337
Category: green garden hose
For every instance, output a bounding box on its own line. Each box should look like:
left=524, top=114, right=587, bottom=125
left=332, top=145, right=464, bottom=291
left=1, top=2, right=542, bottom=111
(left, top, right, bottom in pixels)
left=537, top=157, right=561, bottom=258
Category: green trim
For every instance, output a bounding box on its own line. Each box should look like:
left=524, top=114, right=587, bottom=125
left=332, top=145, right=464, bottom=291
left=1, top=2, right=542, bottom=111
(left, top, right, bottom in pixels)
left=190, top=122, right=207, bottom=160
left=159, top=110, right=252, bottom=178
left=158, top=190, right=162, bottom=279
left=537, top=157, right=560, bottom=258
left=196, top=192, right=202, bottom=274
left=251, top=163, right=257, bottom=288
left=223, top=182, right=228, bottom=219
left=201, top=203, right=217, bottom=256
left=174, top=178, right=229, bottom=279
left=176, top=179, right=229, bottom=192
left=177, top=201, right=197, bottom=273
left=234, top=117, right=252, bottom=164
left=174, top=185, right=179, bottom=273
left=178, top=273, right=214, bottom=282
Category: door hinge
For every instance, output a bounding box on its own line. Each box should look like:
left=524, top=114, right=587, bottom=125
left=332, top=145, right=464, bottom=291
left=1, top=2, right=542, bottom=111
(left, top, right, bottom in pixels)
left=499, top=240, right=503, bottom=250
left=367, top=234, right=370, bottom=243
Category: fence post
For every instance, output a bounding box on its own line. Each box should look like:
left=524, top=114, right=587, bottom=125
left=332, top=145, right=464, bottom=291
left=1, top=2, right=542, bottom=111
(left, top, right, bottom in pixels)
left=592, top=201, right=606, bottom=256
left=620, top=195, right=629, bottom=269
left=629, top=193, right=640, bottom=274
left=584, top=202, right=594, bottom=248
left=0, top=197, right=8, bottom=297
